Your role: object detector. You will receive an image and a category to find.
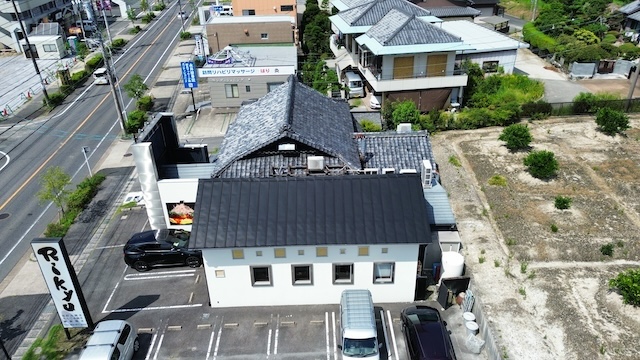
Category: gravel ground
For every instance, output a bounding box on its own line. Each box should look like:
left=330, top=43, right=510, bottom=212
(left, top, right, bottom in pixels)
left=430, top=116, right=640, bottom=359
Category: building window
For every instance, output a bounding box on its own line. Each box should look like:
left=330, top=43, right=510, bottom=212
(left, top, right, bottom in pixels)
left=232, top=249, right=244, bottom=259
left=242, top=9, right=256, bottom=15
left=381, top=247, right=388, bottom=254
left=225, top=84, right=239, bottom=98
left=316, top=247, right=328, bottom=257
left=260, top=33, right=268, bottom=39
left=251, top=266, right=272, bottom=286
left=267, top=82, right=284, bottom=92
left=358, top=246, right=369, bottom=256
left=292, top=264, right=312, bottom=285
left=256, top=250, right=262, bottom=257
left=246, top=85, right=251, bottom=92
left=482, top=61, right=499, bottom=73
left=43, top=44, right=56, bottom=52
left=373, top=262, right=395, bottom=284
left=298, top=249, right=304, bottom=255
left=333, top=263, right=354, bottom=284
left=215, top=270, right=225, bottom=278
left=340, top=248, right=346, bottom=254
left=274, top=248, right=286, bottom=258
left=280, top=5, right=294, bottom=11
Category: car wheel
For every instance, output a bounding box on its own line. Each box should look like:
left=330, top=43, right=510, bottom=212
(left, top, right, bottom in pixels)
left=133, top=261, right=150, bottom=272
left=133, top=337, right=140, bottom=352
left=186, top=256, right=201, bottom=268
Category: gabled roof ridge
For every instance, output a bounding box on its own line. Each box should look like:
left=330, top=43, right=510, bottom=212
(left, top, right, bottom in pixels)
left=384, top=9, right=414, bottom=45
left=284, top=75, right=296, bottom=134
left=351, top=1, right=378, bottom=24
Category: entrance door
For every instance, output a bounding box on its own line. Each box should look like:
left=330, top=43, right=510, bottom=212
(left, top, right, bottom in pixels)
left=393, top=56, right=414, bottom=79
left=427, top=54, right=447, bottom=77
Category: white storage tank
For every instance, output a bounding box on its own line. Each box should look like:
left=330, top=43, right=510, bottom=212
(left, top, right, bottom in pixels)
left=440, top=251, right=464, bottom=281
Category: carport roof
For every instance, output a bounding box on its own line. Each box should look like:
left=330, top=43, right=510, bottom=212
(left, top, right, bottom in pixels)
left=190, top=174, right=432, bottom=249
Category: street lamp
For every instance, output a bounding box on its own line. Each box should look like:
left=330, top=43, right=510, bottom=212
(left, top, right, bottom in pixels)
left=82, top=146, right=92, bottom=177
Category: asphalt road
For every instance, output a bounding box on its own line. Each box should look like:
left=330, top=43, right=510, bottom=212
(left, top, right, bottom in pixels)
left=0, top=1, right=189, bottom=354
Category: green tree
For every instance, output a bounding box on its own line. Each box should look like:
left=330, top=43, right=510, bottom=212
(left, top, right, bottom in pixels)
left=391, top=101, right=420, bottom=128
left=523, top=150, right=559, bottom=179
left=499, top=124, right=533, bottom=150
left=140, top=0, right=149, bottom=14
left=76, top=42, right=89, bottom=61
left=123, top=74, right=148, bottom=100
left=609, top=269, right=640, bottom=306
left=360, top=120, right=381, bottom=132
left=462, top=61, right=484, bottom=107
left=37, top=167, right=71, bottom=217
left=595, top=107, right=630, bottom=136
left=126, top=7, right=136, bottom=25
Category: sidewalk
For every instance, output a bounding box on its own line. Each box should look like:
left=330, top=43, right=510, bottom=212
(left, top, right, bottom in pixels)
left=3, top=14, right=205, bottom=359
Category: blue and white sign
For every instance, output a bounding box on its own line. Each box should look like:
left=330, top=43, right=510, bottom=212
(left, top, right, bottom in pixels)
left=212, top=5, right=223, bottom=12
left=181, top=61, right=198, bottom=89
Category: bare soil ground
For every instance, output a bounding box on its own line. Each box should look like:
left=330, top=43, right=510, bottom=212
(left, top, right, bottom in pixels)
left=430, top=116, right=640, bottom=359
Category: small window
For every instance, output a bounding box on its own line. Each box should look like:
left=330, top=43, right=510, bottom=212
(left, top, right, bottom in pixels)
left=242, top=9, right=256, bottom=15
left=292, top=264, right=312, bottom=285
left=482, top=61, right=499, bottom=73
left=215, top=270, right=225, bottom=278
left=374, top=262, right=395, bottom=284
left=280, top=5, right=294, bottom=11
left=117, top=325, right=131, bottom=345
left=256, top=250, right=262, bottom=257
left=316, top=247, right=328, bottom=257
left=246, top=85, right=251, bottom=92
left=381, top=247, right=388, bottom=254
left=340, top=248, right=346, bottom=254
left=260, top=33, right=268, bottom=40
left=333, top=263, right=354, bottom=284
left=298, top=249, right=304, bottom=255
left=232, top=249, right=244, bottom=259
left=274, top=248, right=286, bottom=258
left=43, top=44, right=56, bottom=52
left=358, top=246, right=369, bottom=256
left=251, top=266, right=272, bottom=286
left=225, top=84, right=239, bottom=98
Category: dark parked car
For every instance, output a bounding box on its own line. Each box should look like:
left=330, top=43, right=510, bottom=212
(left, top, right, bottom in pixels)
left=401, top=305, right=457, bottom=360
left=123, top=229, right=202, bottom=271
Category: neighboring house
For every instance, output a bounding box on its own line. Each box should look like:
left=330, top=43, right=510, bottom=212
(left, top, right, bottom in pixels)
left=232, top=0, right=297, bottom=17
left=411, top=0, right=481, bottom=21
left=619, top=0, right=640, bottom=32
left=20, top=22, right=67, bottom=59
left=204, top=15, right=296, bottom=53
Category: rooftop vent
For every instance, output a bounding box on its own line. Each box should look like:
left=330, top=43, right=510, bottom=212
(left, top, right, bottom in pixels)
left=396, top=123, right=412, bottom=133
left=307, top=156, right=325, bottom=171
left=399, top=169, right=417, bottom=174
left=382, top=168, right=395, bottom=174
left=278, top=143, right=296, bottom=151
left=363, top=168, right=379, bottom=174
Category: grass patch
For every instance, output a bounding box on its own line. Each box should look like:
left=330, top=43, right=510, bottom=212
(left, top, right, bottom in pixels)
left=518, top=287, right=527, bottom=298
left=23, top=324, right=90, bottom=360
left=550, top=224, right=558, bottom=233
left=479, top=256, right=486, bottom=264
left=494, top=260, right=501, bottom=267
left=600, top=243, right=614, bottom=257
left=554, top=195, right=572, bottom=210
left=520, top=261, right=528, bottom=274
left=505, top=238, right=517, bottom=246
left=448, top=155, right=461, bottom=167
left=488, top=174, right=507, bottom=186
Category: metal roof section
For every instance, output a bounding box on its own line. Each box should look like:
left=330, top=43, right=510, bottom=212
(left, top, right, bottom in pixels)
left=160, top=163, right=219, bottom=179
left=211, top=75, right=361, bottom=177
left=331, top=0, right=375, bottom=11
left=190, top=175, right=432, bottom=249
left=620, top=0, right=640, bottom=14
left=357, top=130, right=436, bottom=173
left=423, top=183, right=456, bottom=227
left=28, top=23, right=63, bottom=37
left=438, top=20, right=529, bottom=53
left=628, top=11, right=640, bottom=21
left=330, top=0, right=431, bottom=33
left=425, top=6, right=481, bottom=17
left=203, top=45, right=298, bottom=68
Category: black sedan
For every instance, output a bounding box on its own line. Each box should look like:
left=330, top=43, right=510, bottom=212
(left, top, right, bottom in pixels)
left=401, top=305, right=457, bottom=360
left=123, top=229, right=202, bottom=271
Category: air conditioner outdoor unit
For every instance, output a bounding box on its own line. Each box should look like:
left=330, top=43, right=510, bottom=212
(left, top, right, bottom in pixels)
left=307, top=156, right=325, bottom=171
left=278, top=143, right=296, bottom=151
left=382, top=168, right=395, bottom=174
left=421, top=160, right=433, bottom=188
left=399, top=169, right=417, bottom=174
left=396, top=123, right=412, bottom=133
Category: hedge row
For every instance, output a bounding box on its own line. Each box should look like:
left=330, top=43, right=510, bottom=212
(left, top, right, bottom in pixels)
left=523, top=23, right=557, bottom=53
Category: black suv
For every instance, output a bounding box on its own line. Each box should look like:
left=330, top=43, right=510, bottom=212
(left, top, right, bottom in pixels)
left=123, top=229, right=202, bottom=272
left=401, top=306, right=457, bottom=360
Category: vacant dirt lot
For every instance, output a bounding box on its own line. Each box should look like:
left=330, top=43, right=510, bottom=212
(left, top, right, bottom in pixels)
left=430, top=116, right=640, bottom=359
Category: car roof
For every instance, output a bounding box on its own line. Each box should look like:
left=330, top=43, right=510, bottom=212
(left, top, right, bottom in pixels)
left=126, top=230, right=158, bottom=245
left=80, top=320, right=130, bottom=359
left=79, top=344, right=115, bottom=359
left=403, top=306, right=452, bottom=359
left=93, top=68, right=107, bottom=75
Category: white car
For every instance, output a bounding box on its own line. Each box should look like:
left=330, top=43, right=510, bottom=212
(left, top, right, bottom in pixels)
left=177, top=11, right=187, bottom=19
left=369, top=93, right=382, bottom=109
left=79, top=320, right=139, bottom=360
left=92, top=68, right=109, bottom=85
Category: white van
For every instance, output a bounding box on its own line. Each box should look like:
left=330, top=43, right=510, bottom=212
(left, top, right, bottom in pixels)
left=340, top=290, right=380, bottom=360
left=344, top=71, right=364, bottom=99
left=93, top=68, right=109, bottom=85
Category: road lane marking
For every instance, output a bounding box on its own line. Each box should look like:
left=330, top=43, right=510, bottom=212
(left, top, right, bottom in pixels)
left=152, top=327, right=165, bottom=360
left=0, top=151, right=9, bottom=171
left=109, top=303, right=203, bottom=312
left=123, top=272, right=196, bottom=281
left=213, top=317, right=223, bottom=360
left=206, top=329, right=216, bottom=360
left=387, top=310, right=399, bottom=360
left=267, top=328, right=272, bottom=356
left=145, top=332, right=159, bottom=360
left=325, top=312, right=330, bottom=360
left=274, top=314, right=280, bottom=355
left=102, top=266, right=128, bottom=313
left=332, top=311, right=338, bottom=360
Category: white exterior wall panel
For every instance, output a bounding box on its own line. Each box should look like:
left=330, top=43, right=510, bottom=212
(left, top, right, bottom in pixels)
left=460, top=50, right=518, bottom=74
left=203, top=244, right=420, bottom=307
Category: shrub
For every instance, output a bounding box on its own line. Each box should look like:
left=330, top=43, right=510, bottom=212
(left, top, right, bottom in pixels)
left=180, top=31, right=192, bottom=40
left=45, top=92, right=66, bottom=108
left=360, top=120, right=381, bottom=132
left=498, top=123, right=533, bottom=151
left=554, top=196, right=572, bottom=210
left=572, top=92, right=600, bottom=114
left=602, top=34, right=617, bottom=44
left=129, top=26, right=142, bottom=35
left=595, top=107, right=630, bottom=136
left=126, top=110, right=148, bottom=134
left=152, top=2, right=166, bottom=10
left=523, top=150, right=559, bottom=179
left=523, top=23, right=558, bottom=53
left=550, top=224, right=558, bottom=232
left=70, top=70, right=88, bottom=84
left=142, top=13, right=155, bottom=23
left=85, top=54, right=104, bottom=73
left=521, top=100, right=552, bottom=118
left=609, top=269, right=640, bottom=306
left=488, top=175, right=507, bottom=186
left=111, top=38, right=127, bottom=49
left=448, top=155, right=461, bottom=167
left=136, top=95, right=154, bottom=111
left=600, top=243, right=614, bottom=256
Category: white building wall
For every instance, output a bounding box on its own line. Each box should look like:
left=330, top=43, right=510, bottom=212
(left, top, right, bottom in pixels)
left=460, top=50, right=518, bottom=74
left=203, top=243, right=420, bottom=307
left=157, top=178, right=199, bottom=231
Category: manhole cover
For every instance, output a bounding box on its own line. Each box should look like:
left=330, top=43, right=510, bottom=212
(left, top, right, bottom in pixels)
left=0, top=213, right=10, bottom=220
left=124, top=153, right=132, bottom=157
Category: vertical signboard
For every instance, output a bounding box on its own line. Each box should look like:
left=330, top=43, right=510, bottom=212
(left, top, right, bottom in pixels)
left=194, top=35, right=205, bottom=58
left=31, top=238, right=93, bottom=329
left=181, top=61, right=198, bottom=89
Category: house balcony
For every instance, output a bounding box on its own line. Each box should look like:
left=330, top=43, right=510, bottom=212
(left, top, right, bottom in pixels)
left=328, top=35, right=357, bottom=73
left=359, top=64, right=468, bottom=93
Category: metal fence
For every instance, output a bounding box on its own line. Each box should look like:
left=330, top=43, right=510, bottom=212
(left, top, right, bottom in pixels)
left=548, top=98, right=640, bottom=116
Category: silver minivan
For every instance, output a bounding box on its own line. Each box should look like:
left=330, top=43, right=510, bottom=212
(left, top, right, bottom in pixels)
left=344, top=71, right=364, bottom=99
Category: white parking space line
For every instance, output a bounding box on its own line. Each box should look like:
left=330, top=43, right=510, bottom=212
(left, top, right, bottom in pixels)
left=102, top=266, right=128, bottom=313
left=124, top=269, right=196, bottom=281
left=145, top=332, right=158, bottom=360
left=205, top=329, right=216, bottom=360
left=94, top=244, right=125, bottom=249
left=325, top=312, right=330, bottom=360
left=274, top=314, right=280, bottom=355
left=387, top=310, right=399, bottom=360
left=332, top=311, right=338, bottom=360
left=213, top=318, right=223, bottom=360
left=381, top=309, right=392, bottom=360
left=152, top=328, right=166, bottom=360
left=109, top=303, right=203, bottom=312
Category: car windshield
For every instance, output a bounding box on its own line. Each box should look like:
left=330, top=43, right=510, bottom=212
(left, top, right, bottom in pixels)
left=343, top=338, right=377, bottom=357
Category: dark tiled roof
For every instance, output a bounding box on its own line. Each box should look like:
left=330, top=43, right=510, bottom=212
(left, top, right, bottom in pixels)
left=425, top=6, right=481, bottom=17
left=190, top=175, right=432, bottom=249
left=211, top=76, right=361, bottom=177
left=358, top=131, right=436, bottom=172
left=216, top=153, right=348, bottom=178
left=367, top=9, right=462, bottom=46
left=341, top=0, right=376, bottom=8
left=338, top=0, right=431, bottom=27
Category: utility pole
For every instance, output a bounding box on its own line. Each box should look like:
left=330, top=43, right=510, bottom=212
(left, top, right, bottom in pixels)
left=531, top=0, right=538, bottom=22
left=11, top=0, right=49, bottom=107
left=626, top=64, right=640, bottom=111
left=83, top=0, right=126, bottom=131
left=177, top=0, right=186, bottom=32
